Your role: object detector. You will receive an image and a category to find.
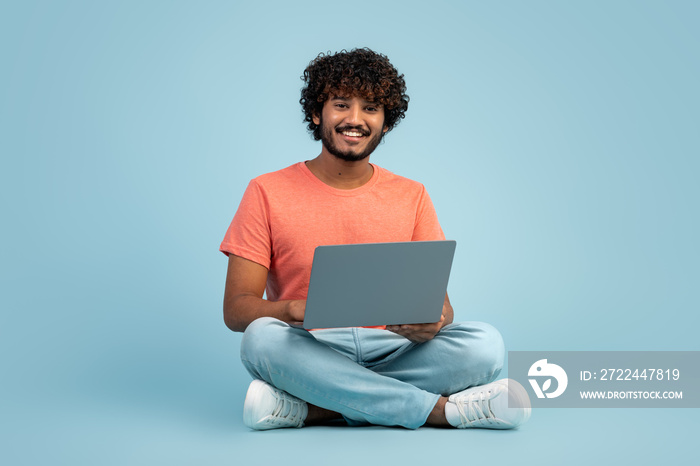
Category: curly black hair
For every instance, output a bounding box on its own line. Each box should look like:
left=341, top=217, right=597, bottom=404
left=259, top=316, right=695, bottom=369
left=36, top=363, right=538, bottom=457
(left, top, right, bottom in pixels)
left=300, top=48, right=409, bottom=140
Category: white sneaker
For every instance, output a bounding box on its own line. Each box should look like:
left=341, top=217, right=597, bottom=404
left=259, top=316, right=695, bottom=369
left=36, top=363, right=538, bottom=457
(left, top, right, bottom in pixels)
left=446, top=379, right=531, bottom=429
left=243, top=379, right=308, bottom=430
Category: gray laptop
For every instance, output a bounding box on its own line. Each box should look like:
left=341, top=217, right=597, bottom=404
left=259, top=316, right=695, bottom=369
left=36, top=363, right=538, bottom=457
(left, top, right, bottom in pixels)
left=303, top=240, right=456, bottom=329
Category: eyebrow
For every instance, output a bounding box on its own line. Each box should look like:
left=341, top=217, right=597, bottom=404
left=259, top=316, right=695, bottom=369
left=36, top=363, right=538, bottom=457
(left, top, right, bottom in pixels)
left=330, top=96, right=382, bottom=106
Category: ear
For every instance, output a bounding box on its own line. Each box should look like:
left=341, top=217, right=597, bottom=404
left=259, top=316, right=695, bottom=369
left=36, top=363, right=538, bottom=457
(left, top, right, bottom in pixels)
left=383, top=125, right=389, bottom=133
left=312, top=113, right=320, bottom=126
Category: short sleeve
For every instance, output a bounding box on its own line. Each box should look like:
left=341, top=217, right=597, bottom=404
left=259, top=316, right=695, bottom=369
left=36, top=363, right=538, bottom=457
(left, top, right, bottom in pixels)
left=219, top=180, right=272, bottom=269
left=412, top=185, right=446, bottom=241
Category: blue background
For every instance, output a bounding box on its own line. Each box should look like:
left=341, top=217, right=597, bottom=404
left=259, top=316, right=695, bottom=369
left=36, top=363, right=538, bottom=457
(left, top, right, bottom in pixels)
left=1, top=0, right=697, bottom=464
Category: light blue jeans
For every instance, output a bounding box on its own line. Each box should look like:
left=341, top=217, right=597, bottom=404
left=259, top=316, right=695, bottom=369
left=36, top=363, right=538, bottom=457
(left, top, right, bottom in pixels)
left=240, top=317, right=505, bottom=429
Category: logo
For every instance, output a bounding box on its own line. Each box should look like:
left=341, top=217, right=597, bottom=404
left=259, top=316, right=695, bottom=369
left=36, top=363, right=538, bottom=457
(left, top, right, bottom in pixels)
left=528, top=359, right=568, bottom=399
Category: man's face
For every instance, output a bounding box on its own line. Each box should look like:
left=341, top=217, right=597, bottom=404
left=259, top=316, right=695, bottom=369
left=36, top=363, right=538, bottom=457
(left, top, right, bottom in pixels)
left=313, top=95, right=388, bottom=162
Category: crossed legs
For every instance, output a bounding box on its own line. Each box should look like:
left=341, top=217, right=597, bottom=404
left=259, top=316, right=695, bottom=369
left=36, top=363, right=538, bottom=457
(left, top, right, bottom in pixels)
left=240, top=317, right=505, bottom=429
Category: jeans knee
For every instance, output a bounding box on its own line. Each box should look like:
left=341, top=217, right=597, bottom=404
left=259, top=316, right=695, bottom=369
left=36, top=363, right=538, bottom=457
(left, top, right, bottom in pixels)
left=475, top=322, right=505, bottom=374
left=240, top=317, right=288, bottom=365
left=449, top=321, right=505, bottom=379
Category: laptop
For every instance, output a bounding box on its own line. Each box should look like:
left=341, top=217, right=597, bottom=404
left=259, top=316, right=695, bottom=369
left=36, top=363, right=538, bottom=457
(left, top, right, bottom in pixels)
left=303, top=240, right=456, bottom=329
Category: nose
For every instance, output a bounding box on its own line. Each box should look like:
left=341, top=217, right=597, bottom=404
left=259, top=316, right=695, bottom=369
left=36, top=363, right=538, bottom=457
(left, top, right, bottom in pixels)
left=345, top=104, right=362, bottom=126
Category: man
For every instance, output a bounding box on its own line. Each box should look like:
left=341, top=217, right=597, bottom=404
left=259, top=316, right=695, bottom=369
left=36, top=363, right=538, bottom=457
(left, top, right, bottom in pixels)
left=220, top=48, right=531, bottom=430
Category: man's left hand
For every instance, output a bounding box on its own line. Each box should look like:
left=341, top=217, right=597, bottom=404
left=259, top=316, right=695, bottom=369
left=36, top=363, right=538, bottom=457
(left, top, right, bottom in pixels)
left=386, top=294, right=453, bottom=343
left=386, top=316, right=444, bottom=343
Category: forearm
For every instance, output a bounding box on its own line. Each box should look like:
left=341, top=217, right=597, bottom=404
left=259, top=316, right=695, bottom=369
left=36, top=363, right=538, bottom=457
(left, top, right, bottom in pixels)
left=223, top=294, right=303, bottom=332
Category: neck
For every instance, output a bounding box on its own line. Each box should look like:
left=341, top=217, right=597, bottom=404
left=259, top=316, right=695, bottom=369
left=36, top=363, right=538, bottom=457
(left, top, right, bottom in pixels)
left=305, top=150, right=374, bottom=189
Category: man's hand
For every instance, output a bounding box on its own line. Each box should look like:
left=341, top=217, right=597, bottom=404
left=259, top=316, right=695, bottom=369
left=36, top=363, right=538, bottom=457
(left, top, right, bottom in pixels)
left=285, top=299, right=306, bottom=327
left=386, top=315, right=445, bottom=343
left=224, top=255, right=309, bottom=332
left=386, top=294, right=454, bottom=343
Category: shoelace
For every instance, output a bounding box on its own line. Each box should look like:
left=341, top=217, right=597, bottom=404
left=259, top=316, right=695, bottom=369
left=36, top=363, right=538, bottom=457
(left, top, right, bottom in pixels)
left=453, top=389, right=497, bottom=427
left=269, top=393, right=306, bottom=426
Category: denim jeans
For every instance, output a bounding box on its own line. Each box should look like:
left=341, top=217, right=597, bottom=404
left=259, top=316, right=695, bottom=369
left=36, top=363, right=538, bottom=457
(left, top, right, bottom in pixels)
left=240, top=317, right=505, bottom=429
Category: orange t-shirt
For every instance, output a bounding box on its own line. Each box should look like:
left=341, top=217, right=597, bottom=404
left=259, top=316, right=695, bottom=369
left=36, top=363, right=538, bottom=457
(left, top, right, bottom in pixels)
left=220, top=162, right=445, bottom=304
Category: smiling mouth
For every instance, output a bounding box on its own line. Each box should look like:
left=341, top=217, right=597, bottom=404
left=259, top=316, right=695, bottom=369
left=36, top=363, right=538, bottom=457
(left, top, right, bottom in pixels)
left=337, top=126, right=369, bottom=138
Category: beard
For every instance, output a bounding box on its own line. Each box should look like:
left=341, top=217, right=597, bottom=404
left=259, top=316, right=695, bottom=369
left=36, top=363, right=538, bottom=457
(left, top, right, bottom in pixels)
left=319, top=117, right=384, bottom=162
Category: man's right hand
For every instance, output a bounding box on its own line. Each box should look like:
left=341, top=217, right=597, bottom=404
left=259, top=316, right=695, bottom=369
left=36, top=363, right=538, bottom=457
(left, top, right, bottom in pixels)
left=285, top=299, right=306, bottom=327
left=223, top=254, right=307, bottom=332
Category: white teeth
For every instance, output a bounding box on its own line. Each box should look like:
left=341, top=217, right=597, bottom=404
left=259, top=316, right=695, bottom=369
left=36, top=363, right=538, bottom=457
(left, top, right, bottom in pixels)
left=342, top=131, right=363, bottom=137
